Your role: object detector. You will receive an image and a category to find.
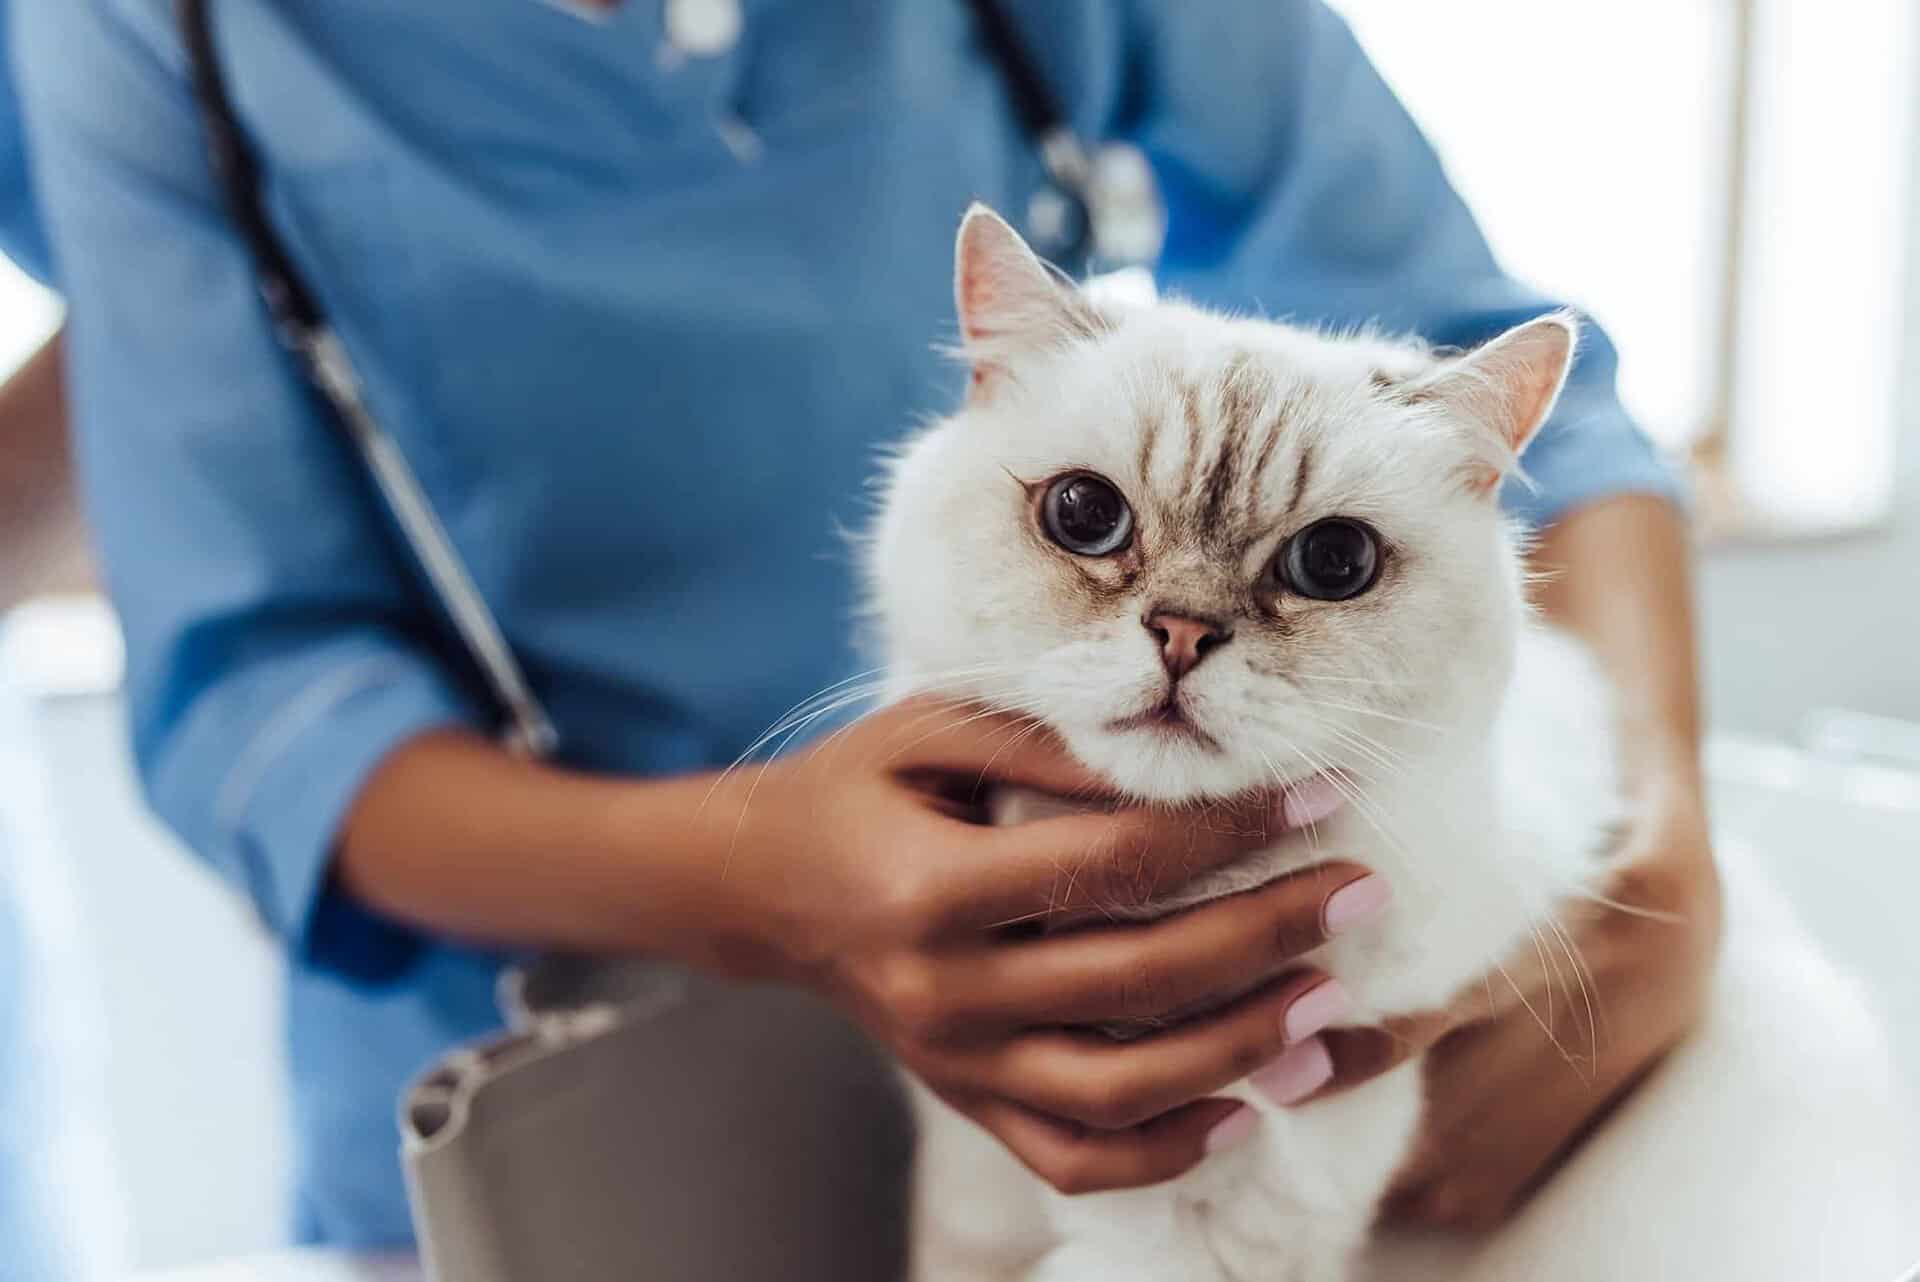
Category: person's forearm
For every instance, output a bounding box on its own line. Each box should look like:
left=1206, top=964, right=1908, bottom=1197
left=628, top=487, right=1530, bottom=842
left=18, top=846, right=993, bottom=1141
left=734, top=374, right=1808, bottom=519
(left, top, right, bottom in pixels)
left=0, top=330, right=93, bottom=609
left=1527, top=494, right=1706, bottom=819
left=337, top=729, right=773, bottom=974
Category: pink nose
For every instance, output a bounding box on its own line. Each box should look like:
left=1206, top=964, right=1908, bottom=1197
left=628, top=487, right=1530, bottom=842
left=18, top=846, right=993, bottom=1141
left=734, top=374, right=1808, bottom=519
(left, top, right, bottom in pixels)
left=1144, top=611, right=1232, bottom=681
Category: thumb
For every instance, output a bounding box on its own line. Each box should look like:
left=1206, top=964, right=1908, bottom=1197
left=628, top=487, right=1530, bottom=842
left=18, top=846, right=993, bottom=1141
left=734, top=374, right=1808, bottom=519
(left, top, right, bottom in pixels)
left=1315, top=1008, right=1455, bottom=1098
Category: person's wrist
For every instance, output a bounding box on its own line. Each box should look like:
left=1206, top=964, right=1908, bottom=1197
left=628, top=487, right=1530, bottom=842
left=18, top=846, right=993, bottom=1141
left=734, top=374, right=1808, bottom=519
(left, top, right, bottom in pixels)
left=1626, top=726, right=1706, bottom=817
left=580, top=767, right=795, bottom=980
left=692, top=763, right=834, bottom=983
left=1612, top=755, right=1722, bottom=986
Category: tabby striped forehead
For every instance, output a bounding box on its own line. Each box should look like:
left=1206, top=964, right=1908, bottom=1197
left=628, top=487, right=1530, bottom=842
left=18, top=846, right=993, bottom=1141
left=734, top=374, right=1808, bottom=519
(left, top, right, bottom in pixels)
left=1132, top=350, right=1337, bottom=553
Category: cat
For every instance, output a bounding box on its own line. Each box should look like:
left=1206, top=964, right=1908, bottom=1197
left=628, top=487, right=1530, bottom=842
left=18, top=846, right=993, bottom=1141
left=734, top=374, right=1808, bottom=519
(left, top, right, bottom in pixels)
left=864, top=204, right=1623, bottom=1282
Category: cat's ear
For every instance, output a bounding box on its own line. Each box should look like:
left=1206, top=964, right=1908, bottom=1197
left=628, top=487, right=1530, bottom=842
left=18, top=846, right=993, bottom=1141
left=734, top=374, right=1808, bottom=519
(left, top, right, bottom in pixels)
left=954, top=203, right=1106, bottom=397
left=1405, top=312, right=1579, bottom=497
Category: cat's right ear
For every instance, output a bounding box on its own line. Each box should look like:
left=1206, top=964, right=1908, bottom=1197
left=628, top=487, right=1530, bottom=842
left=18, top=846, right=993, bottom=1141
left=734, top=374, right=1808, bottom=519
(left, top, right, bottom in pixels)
left=954, top=203, right=1105, bottom=398
left=1403, top=312, right=1579, bottom=498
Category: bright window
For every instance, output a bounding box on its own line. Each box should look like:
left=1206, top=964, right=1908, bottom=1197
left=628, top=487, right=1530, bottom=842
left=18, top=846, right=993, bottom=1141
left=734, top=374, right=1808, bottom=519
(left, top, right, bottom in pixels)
left=1334, top=0, right=1914, bottom=534
left=0, top=255, right=58, bottom=377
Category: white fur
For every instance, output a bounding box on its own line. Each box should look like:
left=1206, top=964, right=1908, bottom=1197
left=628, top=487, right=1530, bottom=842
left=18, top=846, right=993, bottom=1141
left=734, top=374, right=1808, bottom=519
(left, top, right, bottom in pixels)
left=1361, top=841, right=1913, bottom=1282
left=869, top=208, right=1614, bottom=1282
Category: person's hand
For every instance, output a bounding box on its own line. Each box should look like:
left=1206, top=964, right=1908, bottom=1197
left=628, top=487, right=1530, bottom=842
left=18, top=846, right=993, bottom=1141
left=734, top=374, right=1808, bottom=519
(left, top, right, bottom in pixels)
left=699, top=696, right=1388, bottom=1194
left=1311, top=797, right=1722, bottom=1229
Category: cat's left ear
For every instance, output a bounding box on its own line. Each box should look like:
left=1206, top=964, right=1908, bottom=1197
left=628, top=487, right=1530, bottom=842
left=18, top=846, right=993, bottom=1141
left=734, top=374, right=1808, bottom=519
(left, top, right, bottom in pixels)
left=1406, top=312, right=1579, bottom=497
left=954, top=203, right=1107, bottom=398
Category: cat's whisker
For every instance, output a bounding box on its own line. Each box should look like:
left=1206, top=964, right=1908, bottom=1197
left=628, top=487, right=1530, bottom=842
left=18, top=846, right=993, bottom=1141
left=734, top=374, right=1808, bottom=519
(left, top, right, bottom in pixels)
left=717, top=674, right=884, bottom=776
left=795, top=686, right=944, bottom=771
left=721, top=704, right=851, bottom=879
left=1285, top=671, right=1414, bottom=689
left=1253, top=746, right=1321, bottom=855
left=1503, top=902, right=1602, bottom=1082
left=1269, top=737, right=1420, bottom=887
left=982, top=909, right=1052, bottom=932
left=973, top=714, right=1055, bottom=794
left=1302, top=719, right=1413, bottom=782
left=1323, top=780, right=1413, bottom=877
left=878, top=699, right=1054, bottom=773
left=1051, top=844, right=1091, bottom=926
left=1284, top=722, right=1433, bottom=813
left=1524, top=921, right=1562, bottom=1038
left=1568, top=887, right=1687, bottom=925
left=1492, top=959, right=1588, bottom=1081
left=757, top=682, right=896, bottom=750
left=1262, top=742, right=1438, bottom=879
left=1243, top=717, right=1424, bottom=817
left=794, top=694, right=890, bottom=767
left=1544, top=911, right=1605, bottom=1068
left=1233, top=695, right=1419, bottom=782
left=842, top=670, right=1029, bottom=749
left=707, top=661, right=1033, bottom=829
left=1295, top=697, right=1449, bottom=734
left=794, top=667, right=1029, bottom=767
left=750, top=664, right=1029, bottom=821
left=702, top=677, right=895, bottom=814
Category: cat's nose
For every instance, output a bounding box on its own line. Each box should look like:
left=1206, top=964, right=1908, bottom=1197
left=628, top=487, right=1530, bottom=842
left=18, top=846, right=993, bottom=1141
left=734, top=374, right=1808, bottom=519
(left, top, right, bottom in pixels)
left=1144, top=611, right=1233, bottom=682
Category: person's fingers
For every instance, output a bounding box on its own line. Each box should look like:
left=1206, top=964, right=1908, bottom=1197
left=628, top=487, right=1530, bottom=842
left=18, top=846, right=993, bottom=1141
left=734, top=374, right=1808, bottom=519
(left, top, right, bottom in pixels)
left=1314, top=1009, right=1454, bottom=1098
left=942, top=863, right=1380, bottom=1031
left=951, top=1090, right=1251, bottom=1196
left=940, top=786, right=1345, bottom=932
left=959, top=972, right=1341, bottom=1130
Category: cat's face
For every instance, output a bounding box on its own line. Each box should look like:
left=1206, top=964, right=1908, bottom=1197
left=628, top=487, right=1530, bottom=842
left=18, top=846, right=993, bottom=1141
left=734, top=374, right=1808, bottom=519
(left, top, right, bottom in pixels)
left=868, top=206, right=1576, bottom=803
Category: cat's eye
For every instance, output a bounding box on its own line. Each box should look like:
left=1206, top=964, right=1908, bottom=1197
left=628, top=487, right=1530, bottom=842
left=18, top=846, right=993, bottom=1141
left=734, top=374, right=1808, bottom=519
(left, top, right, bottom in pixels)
left=1280, top=518, right=1381, bottom=601
left=1041, top=473, right=1134, bottom=557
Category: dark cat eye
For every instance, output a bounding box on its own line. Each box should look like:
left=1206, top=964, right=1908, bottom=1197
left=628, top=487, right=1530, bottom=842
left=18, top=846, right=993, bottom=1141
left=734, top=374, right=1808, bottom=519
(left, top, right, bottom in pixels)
left=1280, top=518, right=1382, bottom=601
left=1042, top=473, right=1134, bottom=556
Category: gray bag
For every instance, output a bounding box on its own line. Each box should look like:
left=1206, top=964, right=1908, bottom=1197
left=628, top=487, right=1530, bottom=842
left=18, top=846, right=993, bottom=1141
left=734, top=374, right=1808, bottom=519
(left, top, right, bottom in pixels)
left=400, top=957, right=913, bottom=1282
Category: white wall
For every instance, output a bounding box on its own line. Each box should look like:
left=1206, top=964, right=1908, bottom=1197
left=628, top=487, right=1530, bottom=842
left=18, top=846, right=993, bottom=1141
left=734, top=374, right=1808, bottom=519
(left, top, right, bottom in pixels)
left=1697, top=510, right=1920, bottom=739
left=0, top=605, right=291, bottom=1280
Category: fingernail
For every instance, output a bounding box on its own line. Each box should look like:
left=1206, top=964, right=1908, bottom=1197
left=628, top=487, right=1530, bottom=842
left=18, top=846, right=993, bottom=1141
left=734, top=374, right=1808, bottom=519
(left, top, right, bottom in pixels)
left=1323, top=874, right=1392, bottom=935
left=1283, top=978, right=1351, bottom=1043
left=1203, top=1105, right=1258, bottom=1154
left=1280, top=775, right=1344, bottom=829
left=1250, top=1037, right=1334, bottom=1106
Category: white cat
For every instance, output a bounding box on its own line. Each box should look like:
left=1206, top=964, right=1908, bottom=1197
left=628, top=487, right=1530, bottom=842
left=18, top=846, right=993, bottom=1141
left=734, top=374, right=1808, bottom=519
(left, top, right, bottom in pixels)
left=866, top=205, right=1624, bottom=1282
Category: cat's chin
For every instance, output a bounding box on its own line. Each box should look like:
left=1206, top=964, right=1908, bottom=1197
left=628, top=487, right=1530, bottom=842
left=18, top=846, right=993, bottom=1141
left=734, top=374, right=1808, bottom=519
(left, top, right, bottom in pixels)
left=1060, top=724, right=1270, bottom=804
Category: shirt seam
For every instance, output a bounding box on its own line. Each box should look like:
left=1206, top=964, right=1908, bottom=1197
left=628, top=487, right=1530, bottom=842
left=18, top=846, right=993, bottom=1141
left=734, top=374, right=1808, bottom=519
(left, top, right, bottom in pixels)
left=212, top=652, right=418, bottom=842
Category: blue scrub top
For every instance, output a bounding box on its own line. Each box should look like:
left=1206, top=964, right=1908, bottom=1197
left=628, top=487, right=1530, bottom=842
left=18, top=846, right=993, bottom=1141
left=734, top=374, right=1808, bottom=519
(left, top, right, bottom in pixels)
left=8, top=0, right=1678, bottom=1247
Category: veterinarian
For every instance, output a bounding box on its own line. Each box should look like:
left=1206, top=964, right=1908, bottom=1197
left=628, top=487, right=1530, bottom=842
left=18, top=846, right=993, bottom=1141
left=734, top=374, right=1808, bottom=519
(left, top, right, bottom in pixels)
left=5, top=0, right=1715, bottom=1251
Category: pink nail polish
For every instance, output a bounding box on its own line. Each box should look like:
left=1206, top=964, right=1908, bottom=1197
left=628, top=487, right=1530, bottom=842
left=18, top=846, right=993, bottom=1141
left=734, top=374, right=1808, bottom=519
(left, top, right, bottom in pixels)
left=1280, top=775, right=1345, bottom=829
left=1323, top=874, right=1392, bottom=935
left=1203, top=1105, right=1258, bottom=1155
left=1283, top=979, right=1351, bottom=1043
left=1249, top=1037, right=1335, bottom=1106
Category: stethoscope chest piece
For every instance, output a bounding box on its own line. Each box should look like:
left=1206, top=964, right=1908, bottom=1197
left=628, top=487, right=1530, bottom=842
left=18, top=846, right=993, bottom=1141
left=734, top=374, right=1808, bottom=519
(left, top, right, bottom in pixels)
left=1027, top=138, right=1166, bottom=273
left=1084, top=141, right=1164, bottom=268
left=664, top=0, right=742, bottom=58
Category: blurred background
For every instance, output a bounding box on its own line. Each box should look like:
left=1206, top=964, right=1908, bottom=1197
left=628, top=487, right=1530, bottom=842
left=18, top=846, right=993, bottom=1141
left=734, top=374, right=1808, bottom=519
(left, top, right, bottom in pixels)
left=0, top=1, right=1916, bottom=1277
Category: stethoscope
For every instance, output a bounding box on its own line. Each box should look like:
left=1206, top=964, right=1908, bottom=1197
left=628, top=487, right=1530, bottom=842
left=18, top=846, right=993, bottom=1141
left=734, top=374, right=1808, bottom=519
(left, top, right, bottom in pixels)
left=177, top=0, right=1164, bottom=758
